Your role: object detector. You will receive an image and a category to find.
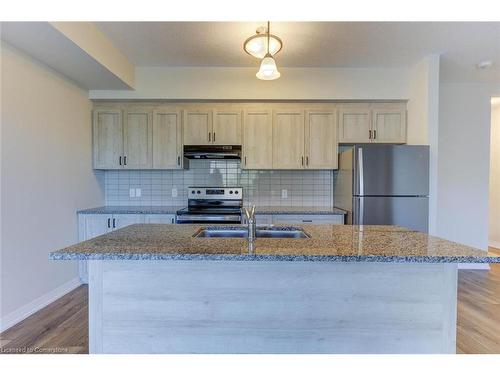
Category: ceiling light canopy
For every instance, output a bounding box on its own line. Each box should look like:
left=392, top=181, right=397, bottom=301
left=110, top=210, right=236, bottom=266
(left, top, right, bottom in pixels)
left=245, top=22, right=282, bottom=81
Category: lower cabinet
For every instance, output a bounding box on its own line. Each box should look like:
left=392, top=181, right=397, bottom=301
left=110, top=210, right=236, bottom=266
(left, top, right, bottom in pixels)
left=247, top=214, right=345, bottom=225
left=77, top=213, right=176, bottom=283
left=272, top=214, right=345, bottom=225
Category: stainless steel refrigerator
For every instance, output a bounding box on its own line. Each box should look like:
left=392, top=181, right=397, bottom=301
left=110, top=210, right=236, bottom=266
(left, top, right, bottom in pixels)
left=334, top=145, right=430, bottom=232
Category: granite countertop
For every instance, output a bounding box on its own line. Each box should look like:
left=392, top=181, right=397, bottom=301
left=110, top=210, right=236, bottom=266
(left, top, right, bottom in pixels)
left=77, top=206, right=346, bottom=215
left=50, top=224, right=500, bottom=263
left=255, top=206, right=347, bottom=215
left=77, top=206, right=184, bottom=214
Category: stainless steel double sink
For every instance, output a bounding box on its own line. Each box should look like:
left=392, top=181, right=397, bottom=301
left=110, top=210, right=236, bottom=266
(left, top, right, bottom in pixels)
left=193, top=226, right=310, bottom=239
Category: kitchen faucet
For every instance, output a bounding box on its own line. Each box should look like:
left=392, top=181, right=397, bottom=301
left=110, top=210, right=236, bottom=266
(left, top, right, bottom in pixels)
left=243, top=205, right=256, bottom=253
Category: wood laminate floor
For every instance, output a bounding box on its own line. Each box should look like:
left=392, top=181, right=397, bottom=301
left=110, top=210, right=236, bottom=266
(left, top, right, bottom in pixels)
left=2, top=256, right=500, bottom=354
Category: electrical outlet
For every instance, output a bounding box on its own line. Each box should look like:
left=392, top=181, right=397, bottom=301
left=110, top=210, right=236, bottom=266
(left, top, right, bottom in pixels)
left=135, top=188, right=142, bottom=197
left=129, top=188, right=136, bottom=198
left=172, top=188, right=178, bottom=197
left=281, top=189, right=288, bottom=199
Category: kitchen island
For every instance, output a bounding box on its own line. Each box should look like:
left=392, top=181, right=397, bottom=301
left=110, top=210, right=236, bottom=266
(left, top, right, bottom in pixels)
left=50, top=224, right=500, bottom=354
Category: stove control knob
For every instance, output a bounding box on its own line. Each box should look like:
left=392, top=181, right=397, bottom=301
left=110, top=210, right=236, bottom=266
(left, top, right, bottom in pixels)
left=191, top=190, right=196, bottom=194
left=197, top=190, right=201, bottom=194
left=229, top=190, right=233, bottom=194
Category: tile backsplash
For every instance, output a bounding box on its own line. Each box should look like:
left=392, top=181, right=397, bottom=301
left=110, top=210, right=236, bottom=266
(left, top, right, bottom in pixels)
left=105, top=160, right=333, bottom=207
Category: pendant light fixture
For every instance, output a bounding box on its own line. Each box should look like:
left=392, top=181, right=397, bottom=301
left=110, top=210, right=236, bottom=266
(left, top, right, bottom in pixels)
left=244, top=21, right=282, bottom=81
left=255, top=22, right=281, bottom=80
left=243, top=21, right=283, bottom=59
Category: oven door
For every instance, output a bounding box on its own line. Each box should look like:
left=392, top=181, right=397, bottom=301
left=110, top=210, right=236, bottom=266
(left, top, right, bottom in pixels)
left=176, top=214, right=242, bottom=224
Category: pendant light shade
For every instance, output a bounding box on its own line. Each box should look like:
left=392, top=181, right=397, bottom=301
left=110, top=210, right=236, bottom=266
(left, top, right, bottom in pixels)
left=256, top=53, right=281, bottom=80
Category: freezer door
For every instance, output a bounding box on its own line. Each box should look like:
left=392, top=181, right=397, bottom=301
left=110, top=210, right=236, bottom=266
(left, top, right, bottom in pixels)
left=353, top=196, right=429, bottom=233
left=354, top=145, right=429, bottom=196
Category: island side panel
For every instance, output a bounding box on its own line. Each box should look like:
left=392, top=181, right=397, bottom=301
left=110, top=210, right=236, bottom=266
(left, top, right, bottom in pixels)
left=88, top=260, right=458, bottom=354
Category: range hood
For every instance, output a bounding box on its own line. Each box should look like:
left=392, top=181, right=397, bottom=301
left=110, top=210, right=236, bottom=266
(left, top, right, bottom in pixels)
left=183, top=145, right=241, bottom=160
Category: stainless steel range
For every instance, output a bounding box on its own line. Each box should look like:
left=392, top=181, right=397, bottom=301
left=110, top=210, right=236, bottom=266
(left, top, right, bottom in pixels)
left=176, top=187, right=243, bottom=224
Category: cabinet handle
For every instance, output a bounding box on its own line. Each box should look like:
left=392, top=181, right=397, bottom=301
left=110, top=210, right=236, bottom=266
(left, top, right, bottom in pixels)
left=171, top=217, right=174, bottom=224
left=124, top=156, right=127, bottom=165
left=301, top=156, right=304, bottom=166
left=302, top=219, right=313, bottom=223
left=306, top=156, right=309, bottom=166
left=119, top=156, right=122, bottom=165
left=373, top=130, right=377, bottom=139
left=112, top=218, right=116, bottom=228
left=213, top=132, right=215, bottom=142
left=107, top=218, right=111, bottom=228
left=245, top=156, right=247, bottom=165
left=177, top=156, right=181, bottom=166
left=369, top=130, right=372, bottom=139
left=208, top=132, right=211, bottom=142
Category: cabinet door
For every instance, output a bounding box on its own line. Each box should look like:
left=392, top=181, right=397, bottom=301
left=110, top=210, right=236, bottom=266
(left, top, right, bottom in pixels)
left=123, top=109, right=152, bottom=169
left=93, top=109, right=123, bottom=169
left=305, top=110, right=338, bottom=169
left=79, top=214, right=112, bottom=240
left=183, top=110, right=213, bottom=145
left=273, top=110, right=305, bottom=169
left=144, top=214, right=176, bottom=224
left=242, top=110, right=273, bottom=169
left=338, top=107, right=372, bottom=143
left=153, top=109, right=183, bottom=169
left=112, top=214, right=145, bottom=230
left=372, top=107, right=407, bottom=144
left=212, top=109, right=242, bottom=145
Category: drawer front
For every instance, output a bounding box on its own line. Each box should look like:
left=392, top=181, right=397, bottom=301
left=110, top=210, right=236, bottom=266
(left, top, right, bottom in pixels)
left=273, top=214, right=344, bottom=225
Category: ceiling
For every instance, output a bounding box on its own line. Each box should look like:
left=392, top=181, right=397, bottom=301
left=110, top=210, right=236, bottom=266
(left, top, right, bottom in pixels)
left=96, top=22, right=500, bottom=83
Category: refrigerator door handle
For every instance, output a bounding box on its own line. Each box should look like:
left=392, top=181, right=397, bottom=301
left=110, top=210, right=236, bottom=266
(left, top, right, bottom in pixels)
left=359, top=196, right=364, bottom=226
left=358, top=147, right=364, bottom=196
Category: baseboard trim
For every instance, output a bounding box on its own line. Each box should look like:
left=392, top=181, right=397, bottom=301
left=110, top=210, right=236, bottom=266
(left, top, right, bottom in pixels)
left=458, top=263, right=491, bottom=270
left=0, top=277, right=81, bottom=333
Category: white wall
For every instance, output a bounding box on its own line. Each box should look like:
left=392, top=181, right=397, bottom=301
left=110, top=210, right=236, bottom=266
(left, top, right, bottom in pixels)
left=489, top=99, right=500, bottom=249
left=0, top=42, right=104, bottom=328
left=438, top=83, right=500, bottom=250
left=90, top=66, right=411, bottom=101
left=407, top=56, right=440, bottom=234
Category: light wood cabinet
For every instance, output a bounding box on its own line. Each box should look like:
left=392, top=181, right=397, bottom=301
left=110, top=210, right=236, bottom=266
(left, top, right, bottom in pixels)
left=152, top=108, right=183, bottom=169
left=338, top=104, right=406, bottom=144
left=123, top=109, right=152, bottom=169
left=242, top=109, right=273, bottom=169
left=93, top=109, right=123, bottom=169
left=272, top=110, right=305, bottom=169
left=338, top=105, right=372, bottom=143
left=183, top=109, right=212, bottom=145
left=183, top=108, right=242, bottom=146
left=371, top=106, right=407, bottom=143
left=213, top=109, right=242, bottom=145
left=305, top=110, right=338, bottom=169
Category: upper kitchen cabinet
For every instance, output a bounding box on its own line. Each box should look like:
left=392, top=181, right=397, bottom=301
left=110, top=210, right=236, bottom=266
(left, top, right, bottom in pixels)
left=305, top=110, right=338, bottom=169
left=242, top=109, right=273, bottom=169
left=183, top=109, right=213, bottom=145
left=338, top=103, right=407, bottom=144
left=371, top=105, right=407, bottom=143
left=123, top=108, right=153, bottom=169
left=212, top=109, right=242, bottom=145
left=93, top=106, right=153, bottom=170
left=93, top=109, right=123, bottom=169
left=152, top=108, right=183, bottom=169
left=338, top=105, right=372, bottom=143
left=273, top=109, right=305, bottom=169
